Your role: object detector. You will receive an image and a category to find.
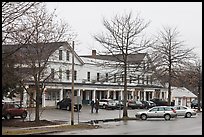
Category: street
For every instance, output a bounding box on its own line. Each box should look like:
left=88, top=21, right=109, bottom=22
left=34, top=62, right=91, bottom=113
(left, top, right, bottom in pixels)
left=48, top=112, right=202, bottom=135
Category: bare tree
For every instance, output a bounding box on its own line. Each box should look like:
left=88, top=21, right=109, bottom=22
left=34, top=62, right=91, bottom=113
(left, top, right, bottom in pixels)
left=149, top=26, right=195, bottom=105
left=2, top=3, right=77, bottom=122
left=94, top=12, right=151, bottom=118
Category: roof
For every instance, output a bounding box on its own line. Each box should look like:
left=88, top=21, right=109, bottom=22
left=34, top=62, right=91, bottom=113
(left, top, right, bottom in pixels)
left=2, top=41, right=84, bottom=64
left=171, top=87, right=197, bottom=98
left=80, top=53, right=147, bottom=64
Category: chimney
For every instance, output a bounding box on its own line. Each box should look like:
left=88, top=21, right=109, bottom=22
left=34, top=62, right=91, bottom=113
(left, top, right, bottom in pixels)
left=92, top=50, right=96, bottom=58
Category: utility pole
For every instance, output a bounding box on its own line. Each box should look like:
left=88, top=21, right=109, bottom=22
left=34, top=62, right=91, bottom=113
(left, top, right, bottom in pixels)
left=71, top=41, right=75, bottom=125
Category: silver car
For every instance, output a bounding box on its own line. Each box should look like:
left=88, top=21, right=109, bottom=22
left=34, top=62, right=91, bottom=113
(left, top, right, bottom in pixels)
left=173, top=106, right=197, bottom=118
left=135, top=106, right=177, bottom=120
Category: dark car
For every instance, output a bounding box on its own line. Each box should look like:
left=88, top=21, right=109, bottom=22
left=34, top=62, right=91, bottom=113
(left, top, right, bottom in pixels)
left=150, top=98, right=168, bottom=106
left=56, top=98, right=82, bottom=111
left=191, top=99, right=202, bottom=109
left=127, top=100, right=145, bottom=109
left=141, top=100, right=156, bottom=109
left=2, top=102, right=27, bottom=120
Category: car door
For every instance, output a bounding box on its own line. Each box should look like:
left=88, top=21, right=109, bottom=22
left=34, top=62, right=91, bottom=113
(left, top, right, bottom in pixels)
left=157, top=107, right=166, bottom=118
left=174, top=106, right=182, bottom=116
left=147, top=107, right=158, bottom=118
left=178, top=106, right=187, bottom=116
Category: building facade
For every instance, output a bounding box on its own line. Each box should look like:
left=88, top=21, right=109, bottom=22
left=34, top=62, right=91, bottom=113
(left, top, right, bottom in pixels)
left=3, top=42, right=166, bottom=107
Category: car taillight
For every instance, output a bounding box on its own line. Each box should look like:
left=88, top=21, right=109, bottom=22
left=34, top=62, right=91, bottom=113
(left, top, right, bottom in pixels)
left=172, top=109, right=176, bottom=113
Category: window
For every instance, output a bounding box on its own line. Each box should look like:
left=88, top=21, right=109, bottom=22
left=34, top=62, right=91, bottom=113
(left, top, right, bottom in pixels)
left=87, top=72, right=90, bottom=81
left=129, top=76, right=132, bottom=83
left=97, top=73, right=100, bottom=82
left=59, top=50, right=62, bottom=60
left=146, top=75, right=149, bottom=85
left=114, top=74, right=116, bottom=83
left=66, top=70, right=70, bottom=80
left=51, top=68, right=55, bottom=79
left=142, top=75, right=144, bottom=84
left=150, top=75, right=153, bottom=84
left=121, top=74, right=124, bottom=83
left=106, top=73, right=108, bottom=82
left=74, top=70, right=77, bottom=80
left=66, top=50, right=69, bottom=61
left=59, top=68, right=62, bottom=79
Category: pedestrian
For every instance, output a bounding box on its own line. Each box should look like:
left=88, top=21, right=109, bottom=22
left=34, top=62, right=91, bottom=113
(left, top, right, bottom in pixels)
left=95, top=99, right=99, bottom=113
left=90, top=99, right=95, bottom=113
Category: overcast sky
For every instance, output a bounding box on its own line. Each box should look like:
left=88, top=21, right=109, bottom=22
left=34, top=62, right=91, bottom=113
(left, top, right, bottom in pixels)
left=46, top=2, right=202, bottom=59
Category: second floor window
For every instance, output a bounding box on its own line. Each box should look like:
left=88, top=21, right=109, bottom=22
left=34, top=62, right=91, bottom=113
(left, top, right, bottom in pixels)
left=106, top=73, right=108, bottom=82
left=59, top=68, right=62, bottom=79
left=114, top=74, right=116, bottom=83
left=59, top=50, right=62, bottom=60
left=87, top=72, right=90, bottom=81
left=97, top=73, right=100, bottom=82
left=74, top=70, right=77, bottom=80
left=66, top=50, right=69, bottom=61
left=146, top=75, right=149, bottom=85
left=129, top=76, right=132, bottom=83
left=66, top=70, right=70, bottom=80
left=51, top=68, right=54, bottom=79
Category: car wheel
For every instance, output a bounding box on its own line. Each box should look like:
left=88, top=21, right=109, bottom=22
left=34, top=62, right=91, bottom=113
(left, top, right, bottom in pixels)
left=21, top=111, right=27, bottom=119
left=141, top=114, right=147, bottom=120
left=185, top=112, right=192, bottom=118
left=6, top=114, right=12, bottom=120
left=164, top=114, right=171, bottom=120
left=102, top=104, right=106, bottom=109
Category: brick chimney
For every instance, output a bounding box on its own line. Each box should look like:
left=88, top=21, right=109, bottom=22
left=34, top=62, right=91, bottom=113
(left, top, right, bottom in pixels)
left=92, top=50, right=96, bottom=58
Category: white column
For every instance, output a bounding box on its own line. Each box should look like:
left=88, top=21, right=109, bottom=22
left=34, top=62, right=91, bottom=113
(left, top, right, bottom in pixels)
left=107, top=90, right=110, bottom=98
left=144, top=90, right=146, bottom=101
left=99, top=91, right=102, bottom=99
left=60, top=89, right=63, bottom=101
left=120, top=90, right=123, bottom=100
left=42, top=88, right=46, bottom=107
left=77, top=89, right=80, bottom=96
left=92, top=89, right=96, bottom=101
left=131, top=91, right=134, bottom=99
left=23, top=86, right=28, bottom=107
left=113, top=90, right=116, bottom=99
left=138, top=91, right=140, bottom=101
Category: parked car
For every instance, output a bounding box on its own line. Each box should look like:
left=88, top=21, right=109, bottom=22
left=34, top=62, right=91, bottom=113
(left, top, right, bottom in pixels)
left=2, top=102, right=28, bottom=120
left=99, top=99, right=117, bottom=110
left=56, top=98, right=82, bottom=111
left=141, top=100, right=156, bottom=109
left=127, top=100, right=145, bottom=109
left=113, top=99, right=124, bottom=109
left=173, top=105, right=197, bottom=118
left=150, top=98, right=168, bottom=106
left=191, top=99, right=202, bottom=109
left=135, top=106, right=177, bottom=120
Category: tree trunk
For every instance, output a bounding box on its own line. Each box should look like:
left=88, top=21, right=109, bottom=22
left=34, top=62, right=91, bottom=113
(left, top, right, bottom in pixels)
left=123, top=61, right=128, bottom=118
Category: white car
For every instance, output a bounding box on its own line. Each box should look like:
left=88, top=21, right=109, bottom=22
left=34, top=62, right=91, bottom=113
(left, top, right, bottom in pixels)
left=173, top=106, right=197, bottom=118
left=99, top=99, right=117, bottom=109
left=135, top=106, right=177, bottom=120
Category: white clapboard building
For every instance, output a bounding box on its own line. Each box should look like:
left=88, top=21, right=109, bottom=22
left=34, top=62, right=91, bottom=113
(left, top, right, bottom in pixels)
left=3, top=42, right=166, bottom=107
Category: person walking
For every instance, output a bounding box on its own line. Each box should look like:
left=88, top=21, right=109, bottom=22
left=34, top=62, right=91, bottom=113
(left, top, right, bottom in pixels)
left=95, top=99, right=99, bottom=113
left=90, top=99, right=95, bottom=113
